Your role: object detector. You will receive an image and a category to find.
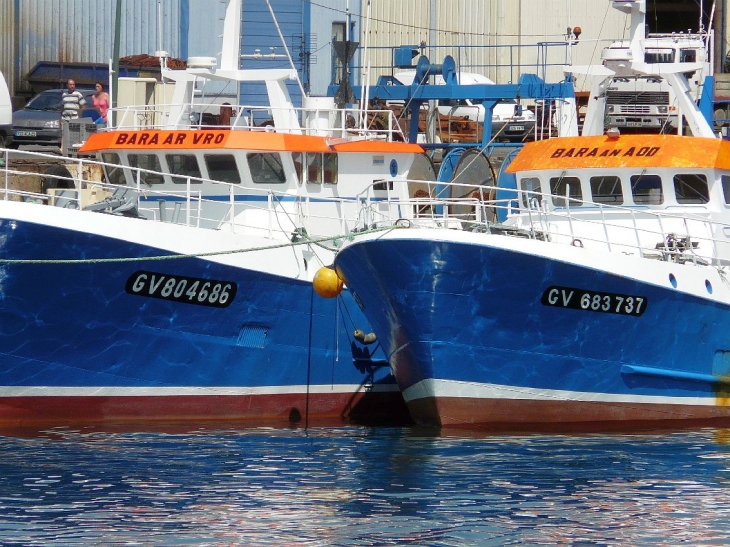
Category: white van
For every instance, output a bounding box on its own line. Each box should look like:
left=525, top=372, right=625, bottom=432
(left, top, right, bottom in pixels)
left=0, top=72, right=11, bottom=147
left=394, top=71, right=536, bottom=141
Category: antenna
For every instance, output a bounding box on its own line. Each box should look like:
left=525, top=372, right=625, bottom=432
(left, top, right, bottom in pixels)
left=359, top=0, right=372, bottom=128
left=264, top=0, right=306, bottom=96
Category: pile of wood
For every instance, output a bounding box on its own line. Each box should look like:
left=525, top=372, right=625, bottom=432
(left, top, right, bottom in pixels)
left=119, top=54, right=186, bottom=70
left=380, top=105, right=484, bottom=143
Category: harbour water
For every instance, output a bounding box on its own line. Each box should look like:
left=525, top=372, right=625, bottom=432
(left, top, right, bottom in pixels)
left=1, top=425, right=730, bottom=546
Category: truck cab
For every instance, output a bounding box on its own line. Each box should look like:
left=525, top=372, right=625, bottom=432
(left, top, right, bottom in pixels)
left=603, top=34, right=709, bottom=133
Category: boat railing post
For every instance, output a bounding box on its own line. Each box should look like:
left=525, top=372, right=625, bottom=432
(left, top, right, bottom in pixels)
left=692, top=216, right=714, bottom=265
left=268, top=191, right=274, bottom=238
left=565, top=185, right=575, bottom=242
left=682, top=215, right=695, bottom=265
left=74, top=156, right=82, bottom=208
left=2, top=149, right=7, bottom=201
left=186, top=176, right=191, bottom=227
left=340, top=194, right=346, bottom=236
left=630, top=209, right=643, bottom=258
left=599, top=204, right=611, bottom=252
left=367, top=188, right=373, bottom=228
left=230, top=184, right=235, bottom=232
left=527, top=195, right=537, bottom=238
left=657, top=213, right=669, bottom=258
left=540, top=197, right=550, bottom=239
left=703, top=218, right=712, bottom=265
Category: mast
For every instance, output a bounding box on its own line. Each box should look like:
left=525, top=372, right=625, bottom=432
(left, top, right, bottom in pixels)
left=715, top=0, right=725, bottom=73
left=112, top=0, right=122, bottom=127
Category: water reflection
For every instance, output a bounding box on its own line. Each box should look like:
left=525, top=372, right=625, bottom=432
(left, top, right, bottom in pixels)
left=0, top=426, right=729, bottom=545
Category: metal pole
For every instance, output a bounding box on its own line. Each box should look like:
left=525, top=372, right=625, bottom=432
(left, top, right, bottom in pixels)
left=112, top=0, right=122, bottom=126
left=715, top=0, right=724, bottom=73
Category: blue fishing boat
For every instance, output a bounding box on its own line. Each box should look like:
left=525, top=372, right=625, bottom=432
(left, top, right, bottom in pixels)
left=333, top=0, right=730, bottom=430
left=0, top=0, right=433, bottom=427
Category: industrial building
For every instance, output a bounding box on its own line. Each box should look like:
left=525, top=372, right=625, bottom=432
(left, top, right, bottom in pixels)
left=0, top=0, right=722, bottom=107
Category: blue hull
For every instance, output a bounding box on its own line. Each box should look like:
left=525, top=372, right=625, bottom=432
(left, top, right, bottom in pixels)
left=335, top=236, right=730, bottom=430
left=0, top=218, right=409, bottom=427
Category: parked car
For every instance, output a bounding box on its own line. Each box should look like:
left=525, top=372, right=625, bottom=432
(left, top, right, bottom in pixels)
left=11, top=88, right=100, bottom=148
left=394, top=71, right=536, bottom=142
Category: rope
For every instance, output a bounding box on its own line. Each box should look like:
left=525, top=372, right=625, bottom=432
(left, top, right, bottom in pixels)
left=0, top=224, right=403, bottom=266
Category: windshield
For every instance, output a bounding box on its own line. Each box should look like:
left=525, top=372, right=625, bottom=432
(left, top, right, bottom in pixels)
left=644, top=49, right=675, bottom=63
left=24, top=90, right=94, bottom=111
left=25, top=92, right=64, bottom=111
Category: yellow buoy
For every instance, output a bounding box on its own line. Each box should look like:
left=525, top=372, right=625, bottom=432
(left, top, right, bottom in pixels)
left=313, top=266, right=344, bottom=298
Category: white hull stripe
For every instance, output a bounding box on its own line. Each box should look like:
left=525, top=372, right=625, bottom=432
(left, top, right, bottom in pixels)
left=404, top=379, right=722, bottom=407
left=0, top=385, right=400, bottom=397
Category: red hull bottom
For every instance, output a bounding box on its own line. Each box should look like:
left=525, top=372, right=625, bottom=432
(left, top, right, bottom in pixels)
left=0, top=392, right=412, bottom=429
left=408, top=397, right=730, bottom=433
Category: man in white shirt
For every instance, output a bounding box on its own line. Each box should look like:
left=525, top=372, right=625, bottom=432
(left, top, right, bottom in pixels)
left=61, top=79, right=85, bottom=121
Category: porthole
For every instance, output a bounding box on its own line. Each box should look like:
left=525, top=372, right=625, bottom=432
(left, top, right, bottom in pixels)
left=706, top=279, right=713, bottom=294
left=669, top=273, right=677, bottom=288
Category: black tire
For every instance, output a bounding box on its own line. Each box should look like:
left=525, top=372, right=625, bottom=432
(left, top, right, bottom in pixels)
left=42, top=164, right=75, bottom=194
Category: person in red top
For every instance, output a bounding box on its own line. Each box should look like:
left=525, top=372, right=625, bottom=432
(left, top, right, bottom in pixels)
left=92, top=81, right=110, bottom=123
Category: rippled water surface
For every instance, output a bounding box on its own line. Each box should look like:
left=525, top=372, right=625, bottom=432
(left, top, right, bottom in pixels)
left=1, top=426, right=730, bottom=546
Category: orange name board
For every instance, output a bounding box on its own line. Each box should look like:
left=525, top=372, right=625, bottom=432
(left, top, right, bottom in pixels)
left=548, top=145, right=660, bottom=159
left=507, top=134, right=730, bottom=172
left=113, top=131, right=227, bottom=147
left=80, top=128, right=425, bottom=155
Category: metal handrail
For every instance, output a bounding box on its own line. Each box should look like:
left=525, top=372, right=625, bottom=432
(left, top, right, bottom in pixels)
left=106, top=102, right=407, bottom=141
left=353, top=177, right=730, bottom=266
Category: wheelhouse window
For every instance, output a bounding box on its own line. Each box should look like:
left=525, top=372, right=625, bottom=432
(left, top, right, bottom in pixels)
left=101, top=153, right=126, bottom=185
left=673, top=173, right=709, bottom=204
left=292, top=152, right=303, bottom=183
left=519, top=177, right=542, bottom=208
left=590, top=175, right=623, bottom=204
left=550, top=175, right=582, bottom=207
left=323, top=153, right=338, bottom=184
left=165, top=154, right=202, bottom=184
left=304, top=152, right=338, bottom=184
left=204, top=154, right=241, bottom=183
left=630, top=173, right=663, bottom=205
left=645, top=49, right=674, bottom=63
left=306, top=153, right=322, bottom=184
left=247, top=152, right=286, bottom=184
left=127, top=154, right=164, bottom=184
left=679, top=49, right=697, bottom=63
left=722, top=175, right=730, bottom=204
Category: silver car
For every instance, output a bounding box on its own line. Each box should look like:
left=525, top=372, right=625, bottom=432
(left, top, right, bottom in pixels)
left=11, top=89, right=99, bottom=148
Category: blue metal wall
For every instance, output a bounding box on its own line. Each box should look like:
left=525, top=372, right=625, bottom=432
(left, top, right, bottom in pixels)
left=2, top=0, right=185, bottom=96
left=308, top=0, right=362, bottom=97
left=0, top=0, right=343, bottom=108
left=240, top=0, right=307, bottom=107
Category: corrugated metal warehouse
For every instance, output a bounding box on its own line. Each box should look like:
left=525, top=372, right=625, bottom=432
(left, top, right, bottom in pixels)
left=363, top=0, right=718, bottom=90
left=0, top=0, right=723, bottom=106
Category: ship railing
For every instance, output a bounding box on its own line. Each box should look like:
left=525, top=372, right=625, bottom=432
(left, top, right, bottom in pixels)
left=354, top=178, right=497, bottom=230
left=107, top=102, right=407, bottom=141
left=0, top=149, right=374, bottom=244
left=352, top=178, right=730, bottom=267
left=512, top=189, right=723, bottom=265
